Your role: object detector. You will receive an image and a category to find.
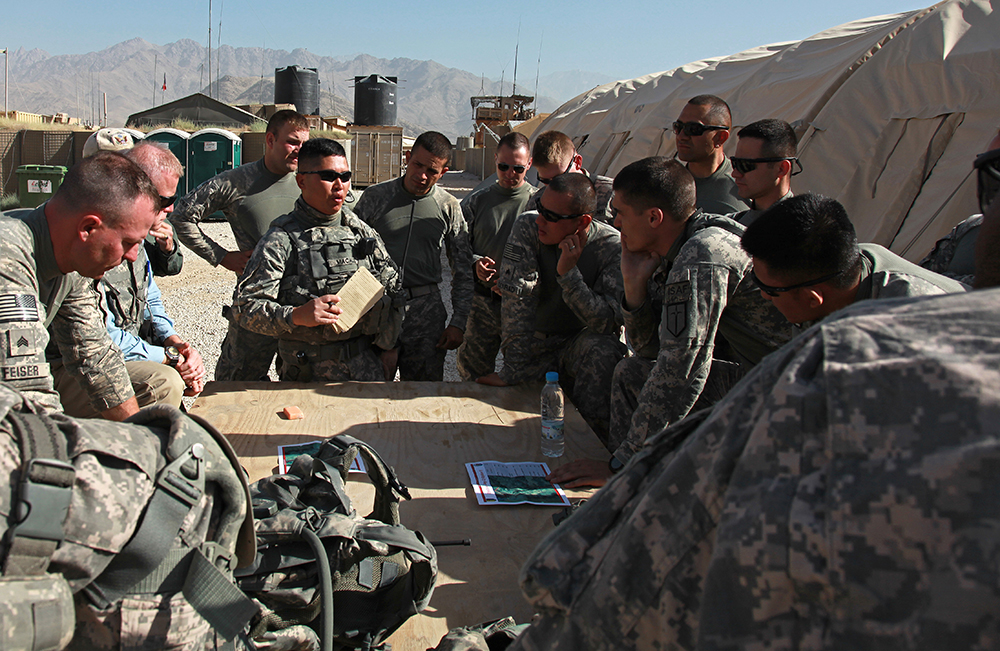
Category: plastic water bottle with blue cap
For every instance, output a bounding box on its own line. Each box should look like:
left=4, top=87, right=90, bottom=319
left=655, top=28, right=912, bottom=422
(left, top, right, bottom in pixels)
left=540, top=371, right=565, bottom=457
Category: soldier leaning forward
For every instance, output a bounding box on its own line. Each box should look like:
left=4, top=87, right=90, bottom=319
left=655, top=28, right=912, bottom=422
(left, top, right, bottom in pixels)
left=235, top=197, right=403, bottom=382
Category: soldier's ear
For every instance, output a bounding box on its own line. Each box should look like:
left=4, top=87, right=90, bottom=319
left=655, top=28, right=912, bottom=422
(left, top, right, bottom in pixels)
left=78, top=214, right=102, bottom=241
left=265, top=130, right=276, bottom=150
left=714, top=129, right=730, bottom=148
left=648, top=206, right=665, bottom=227
left=804, top=287, right=824, bottom=308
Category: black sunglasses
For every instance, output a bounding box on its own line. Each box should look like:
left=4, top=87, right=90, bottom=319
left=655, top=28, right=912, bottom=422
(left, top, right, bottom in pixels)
left=538, top=158, right=575, bottom=185
left=731, top=156, right=804, bottom=176
left=750, top=268, right=843, bottom=297
left=497, top=162, right=526, bottom=174
left=299, top=169, right=353, bottom=183
left=158, top=195, right=177, bottom=211
left=538, top=205, right=586, bottom=223
left=974, top=148, right=1000, bottom=214
left=672, top=121, right=728, bottom=137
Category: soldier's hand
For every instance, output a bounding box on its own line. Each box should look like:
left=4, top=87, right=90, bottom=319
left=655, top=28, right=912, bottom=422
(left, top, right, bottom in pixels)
left=174, top=341, right=206, bottom=395
left=149, top=220, right=175, bottom=253
left=220, top=250, right=252, bottom=275
left=475, top=257, right=496, bottom=283
left=476, top=372, right=508, bottom=387
left=379, top=348, right=399, bottom=381
left=292, top=295, right=342, bottom=327
left=546, top=458, right=612, bottom=489
left=621, top=242, right=660, bottom=310
left=436, top=325, right=464, bottom=350
left=556, top=232, right=584, bottom=275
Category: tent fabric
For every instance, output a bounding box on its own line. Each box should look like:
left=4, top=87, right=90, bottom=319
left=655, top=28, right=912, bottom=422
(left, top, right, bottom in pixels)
left=127, top=93, right=265, bottom=129
left=532, top=0, right=998, bottom=261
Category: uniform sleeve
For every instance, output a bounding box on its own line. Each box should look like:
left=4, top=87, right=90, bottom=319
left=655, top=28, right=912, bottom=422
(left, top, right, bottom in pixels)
left=460, top=191, right=484, bottom=265
left=442, top=199, right=474, bottom=330
left=144, top=226, right=184, bottom=276
left=613, top=257, right=737, bottom=464
left=170, top=178, right=240, bottom=266
left=360, top=224, right=404, bottom=351
left=496, top=214, right=541, bottom=385
left=233, top=230, right=299, bottom=337
left=622, top=279, right=662, bottom=359
left=556, top=233, right=623, bottom=335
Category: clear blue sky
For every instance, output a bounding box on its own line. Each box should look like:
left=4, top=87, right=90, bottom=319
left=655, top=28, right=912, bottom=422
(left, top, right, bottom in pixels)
left=2, top=0, right=927, bottom=82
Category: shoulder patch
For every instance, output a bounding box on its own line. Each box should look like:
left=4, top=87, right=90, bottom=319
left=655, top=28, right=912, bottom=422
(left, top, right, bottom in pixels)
left=665, top=281, right=691, bottom=304
left=0, top=294, right=40, bottom=324
left=502, top=242, right=522, bottom=264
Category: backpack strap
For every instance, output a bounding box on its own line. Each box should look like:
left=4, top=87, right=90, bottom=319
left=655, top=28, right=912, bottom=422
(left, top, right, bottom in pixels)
left=318, top=434, right=411, bottom=525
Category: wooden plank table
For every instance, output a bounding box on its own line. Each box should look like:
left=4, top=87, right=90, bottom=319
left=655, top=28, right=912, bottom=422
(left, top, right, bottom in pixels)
left=190, top=380, right=606, bottom=650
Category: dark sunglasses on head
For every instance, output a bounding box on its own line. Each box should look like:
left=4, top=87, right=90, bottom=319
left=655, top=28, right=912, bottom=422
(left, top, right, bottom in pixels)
left=974, top=148, right=1000, bottom=214
left=298, top=169, right=352, bottom=183
left=750, top=268, right=843, bottom=297
left=731, top=156, right=804, bottom=176
left=538, top=158, right=576, bottom=185
left=671, top=121, right=728, bottom=137
left=538, top=205, right=586, bottom=223
left=497, top=162, right=526, bottom=174
left=158, top=195, right=177, bottom=211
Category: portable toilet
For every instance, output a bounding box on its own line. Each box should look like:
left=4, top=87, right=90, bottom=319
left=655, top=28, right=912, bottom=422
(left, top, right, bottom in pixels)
left=188, top=128, right=242, bottom=190
left=146, top=128, right=191, bottom=194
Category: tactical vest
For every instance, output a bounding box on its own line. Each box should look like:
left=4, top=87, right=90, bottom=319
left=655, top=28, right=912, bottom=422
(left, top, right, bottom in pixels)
left=100, top=257, right=149, bottom=338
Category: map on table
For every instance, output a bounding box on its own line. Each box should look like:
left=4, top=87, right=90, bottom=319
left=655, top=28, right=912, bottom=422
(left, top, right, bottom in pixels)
left=278, top=440, right=367, bottom=475
left=466, top=461, right=570, bottom=506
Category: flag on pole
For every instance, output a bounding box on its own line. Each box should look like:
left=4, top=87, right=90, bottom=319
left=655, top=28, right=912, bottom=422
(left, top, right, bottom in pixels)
left=162, top=74, right=167, bottom=91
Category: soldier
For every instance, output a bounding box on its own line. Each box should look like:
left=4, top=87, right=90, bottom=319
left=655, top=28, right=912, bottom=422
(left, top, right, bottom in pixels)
left=235, top=138, right=403, bottom=382
left=353, top=131, right=474, bottom=381
left=478, top=173, right=624, bottom=443
left=730, top=118, right=799, bottom=226
left=742, top=193, right=968, bottom=327
left=456, top=132, right=537, bottom=380
left=526, top=130, right=614, bottom=225
left=0, top=152, right=159, bottom=419
left=673, top=94, right=749, bottom=215
left=549, top=157, right=794, bottom=488
left=172, top=109, right=309, bottom=380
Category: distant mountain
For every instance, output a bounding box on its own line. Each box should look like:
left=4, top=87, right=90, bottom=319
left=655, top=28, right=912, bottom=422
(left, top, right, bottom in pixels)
left=4, top=39, right=608, bottom=139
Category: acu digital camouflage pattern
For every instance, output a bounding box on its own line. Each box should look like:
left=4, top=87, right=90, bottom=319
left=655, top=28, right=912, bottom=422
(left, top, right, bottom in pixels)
left=0, top=206, right=133, bottom=413
left=611, top=211, right=795, bottom=464
left=456, top=292, right=502, bottom=380
left=235, top=198, right=403, bottom=382
left=0, top=574, right=74, bottom=650
left=919, top=214, right=983, bottom=285
left=496, top=213, right=625, bottom=442
left=511, top=288, right=1000, bottom=651
left=526, top=171, right=615, bottom=226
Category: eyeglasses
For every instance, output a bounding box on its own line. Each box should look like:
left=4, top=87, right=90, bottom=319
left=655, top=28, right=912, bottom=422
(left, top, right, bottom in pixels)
left=750, top=268, right=843, bottom=297
left=298, top=169, right=352, bottom=183
left=497, top=162, right=526, bottom=174
left=974, top=148, right=1000, bottom=214
left=537, top=205, right=586, bottom=223
left=158, top=195, right=177, bottom=210
left=672, top=121, right=729, bottom=137
left=538, top=157, right=576, bottom=185
left=731, top=156, right=804, bottom=176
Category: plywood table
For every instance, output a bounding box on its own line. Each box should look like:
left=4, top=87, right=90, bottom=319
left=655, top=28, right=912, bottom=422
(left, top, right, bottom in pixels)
left=190, top=380, right=606, bottom=650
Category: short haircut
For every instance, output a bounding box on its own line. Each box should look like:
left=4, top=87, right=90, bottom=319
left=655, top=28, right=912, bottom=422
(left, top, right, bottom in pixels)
left=741, top=194, right=862, bottom=290
left=613, top=157, right=696, bottom=222
left=124, top=142, right=184, bottom=183
left=687, top=94, right=733, bottom=128
left=298, top=138, right=347, bottom=166
left=737, top=119, right=798, bottom=158
left=497, top=131, right=530, bottom=154
left=413, top=131, right=452, bottom=161
left=548, top=173, right=597, bottom=215
left=266, top=109, right=309, bottom=136
left=532, top=131, right=575, bottom=167
left=54, top=151, right=159, bottom=227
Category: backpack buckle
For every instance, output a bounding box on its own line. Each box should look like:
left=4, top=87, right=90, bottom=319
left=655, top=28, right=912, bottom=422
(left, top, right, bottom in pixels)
left=157, top=443, right=205, bottom=507
left=15, top=458, right=75, bottom=542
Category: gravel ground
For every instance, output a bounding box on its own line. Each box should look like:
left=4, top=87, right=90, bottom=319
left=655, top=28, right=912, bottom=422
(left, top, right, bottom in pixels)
left=156, top=171, right=484, bottom=402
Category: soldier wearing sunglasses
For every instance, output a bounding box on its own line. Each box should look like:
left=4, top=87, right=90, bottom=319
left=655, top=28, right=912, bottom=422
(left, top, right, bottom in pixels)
left=730, top=119, right=799, bottom=227
left=672, top=95, right=749, bottom=215
left=525, top=131, right=615, bottom=226
left=742, top=194, right=967, bottom=328
left=456, top=132, right=537, bottom=380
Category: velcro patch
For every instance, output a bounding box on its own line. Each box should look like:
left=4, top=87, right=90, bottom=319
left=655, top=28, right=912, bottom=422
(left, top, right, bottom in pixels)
left=6, top=327, right=40, bottom=358
left=665, top=281, right=691, bottom=304
left=1, top=362, right=48, bottom=381
left=495, top=280, right=524, bottom=296
left=502, top=242, right=522, bottom=264
left=0, top=294, right=40, bottom=324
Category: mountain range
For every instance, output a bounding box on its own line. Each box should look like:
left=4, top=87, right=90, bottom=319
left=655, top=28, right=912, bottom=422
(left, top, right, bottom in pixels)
left=4, top=38, right=617, bottom=139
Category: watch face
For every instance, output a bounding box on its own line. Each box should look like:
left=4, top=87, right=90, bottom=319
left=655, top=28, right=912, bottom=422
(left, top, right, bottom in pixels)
left=166, top=346, right=181, bottom=365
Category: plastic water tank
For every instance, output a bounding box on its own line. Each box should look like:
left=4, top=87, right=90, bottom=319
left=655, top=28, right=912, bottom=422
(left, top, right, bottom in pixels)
left=354, top=75, right=397, bottom=127
left=275, top=66, right=320, bottom=116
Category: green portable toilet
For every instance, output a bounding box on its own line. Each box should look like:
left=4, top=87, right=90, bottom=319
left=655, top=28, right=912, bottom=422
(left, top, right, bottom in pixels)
left=16, top=165, right=68, bottom=208
left=146, top=128, right=191, bottom=194
left=189, top=128, right=242, bottom=190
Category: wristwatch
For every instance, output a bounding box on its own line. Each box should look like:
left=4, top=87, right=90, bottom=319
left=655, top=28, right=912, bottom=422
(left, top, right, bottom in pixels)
left=608, top=455, right=625, bottom=474
left=164, top=346, right=181, bottom=367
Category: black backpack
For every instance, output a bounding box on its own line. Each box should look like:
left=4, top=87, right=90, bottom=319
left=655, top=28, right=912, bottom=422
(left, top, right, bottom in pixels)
left=235, top=434, right=437, bottom=651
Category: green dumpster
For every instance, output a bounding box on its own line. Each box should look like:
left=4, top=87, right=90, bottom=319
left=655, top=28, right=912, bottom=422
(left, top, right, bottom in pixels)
left=16, top=165, right=68, bottom=208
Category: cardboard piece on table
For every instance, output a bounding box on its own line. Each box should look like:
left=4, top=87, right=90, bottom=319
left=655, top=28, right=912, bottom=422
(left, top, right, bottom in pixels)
left=330, top=267, right=384, bottom=334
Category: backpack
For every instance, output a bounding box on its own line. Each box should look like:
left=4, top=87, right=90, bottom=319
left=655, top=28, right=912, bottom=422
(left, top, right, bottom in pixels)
left=0, top=385, right=258, bottom=650
left=235, top=434, right=437, bottom=651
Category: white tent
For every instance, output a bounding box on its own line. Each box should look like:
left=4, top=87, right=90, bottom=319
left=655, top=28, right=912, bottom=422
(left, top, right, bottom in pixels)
left=534, top=0, right=999, bottom=260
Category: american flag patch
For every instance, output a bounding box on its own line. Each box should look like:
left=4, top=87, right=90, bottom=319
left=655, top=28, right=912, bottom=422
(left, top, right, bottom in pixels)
left=0, top=294, right=40, bottom=323
left=503, top=242, right=521, bottom=264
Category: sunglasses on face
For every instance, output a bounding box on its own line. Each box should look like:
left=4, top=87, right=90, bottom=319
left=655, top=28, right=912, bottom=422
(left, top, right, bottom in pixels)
left=750, top=268, right=843, bottom=297
left=158, top=195, right=177, bottom=211
left=974, top=148, right=1000, bottom=214
left=538, top=158, right=576, bottom=185
left=497, top=162, right=526, bottom=174
left=731, top=156, right=804, bottom=176
left=671, top=121, right=728, bottom=137
left=538, top=205, right=586, bottom=223
left=298, top=169, right=353, bottom=183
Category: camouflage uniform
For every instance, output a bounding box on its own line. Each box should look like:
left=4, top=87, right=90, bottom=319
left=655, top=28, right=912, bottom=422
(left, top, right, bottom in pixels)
left=235, top=198, right=403, bottom=382
left=495, top=213, right=625, bottom=442
left=526, top=170, right=615, bottom=226
left=353, top=177, right=474, bottom=381
left=0, top=206, right=133, bottom=413
left=919, top=213, right=982, bottom=285
left=144, top=225, right=184, bottom=276
left=732, top=190, right=793, bottom=227
left=691, top=156, right=749, bottom=215
left=511, top=288, right=1000, bottom=650
left=610, top=212, right=795, bottom=465
left=456, top=181, right=537, bottom=380
left=171, top=158, right=300, bottom=381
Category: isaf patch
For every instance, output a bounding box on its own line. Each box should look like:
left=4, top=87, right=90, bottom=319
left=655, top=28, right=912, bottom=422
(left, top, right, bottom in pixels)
left=664, top=280, right=691, bottom=338
left=6, top=327, right=40, bottom=357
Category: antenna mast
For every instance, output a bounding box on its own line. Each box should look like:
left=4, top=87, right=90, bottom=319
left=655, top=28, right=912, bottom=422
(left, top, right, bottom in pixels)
left=208, top=0, right=213, bottom=98
left=512, top=19, right=520, bottom=96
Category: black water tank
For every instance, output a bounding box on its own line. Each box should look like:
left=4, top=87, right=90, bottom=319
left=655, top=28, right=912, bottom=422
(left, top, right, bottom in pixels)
left=275, top=66, right=320, bottom=116
left=354, top=75, right=397, bottom=127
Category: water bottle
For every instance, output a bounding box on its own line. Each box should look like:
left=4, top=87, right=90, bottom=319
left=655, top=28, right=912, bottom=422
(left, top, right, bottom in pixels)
left=540, top=371, right=565, bottom=457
